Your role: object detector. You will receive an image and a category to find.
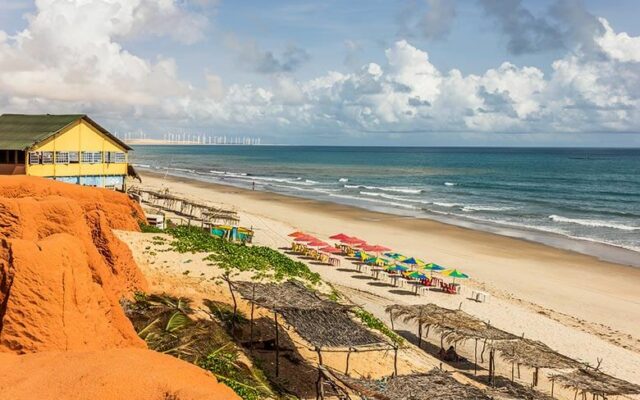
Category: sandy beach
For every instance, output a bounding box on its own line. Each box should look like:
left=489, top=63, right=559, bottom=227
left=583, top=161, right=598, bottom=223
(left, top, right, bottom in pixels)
left=135, top=171, right=640, bottom=387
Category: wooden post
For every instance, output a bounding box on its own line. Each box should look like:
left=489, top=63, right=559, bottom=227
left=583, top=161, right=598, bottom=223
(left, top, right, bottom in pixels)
left=488, top=349, right=495, bottom=386
left=249, top=284, right=255, bottom=354
left=390, top=309, right=395, bottom=330
left=533, top=367, right=539, bottom=387
left=316, top=348, right=324, bottom=400
left=345, top=348, right=352, bottom=376
left=274, top=311, right=280, bottom=377
left=551, top=378, right=555, bottom=398
left=517, top=363, right=521, bottom=378
left=393, top=345, right=399, bottom=377
left=511, top=362, right=515, bottom=382
left=474, top=339, right=478, bottom=375
left=417, top=323, right=422, bottom=348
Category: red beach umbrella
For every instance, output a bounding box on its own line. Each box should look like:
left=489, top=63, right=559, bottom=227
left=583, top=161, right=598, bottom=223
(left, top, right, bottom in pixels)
left=295, top=235, right=317, bottom=242
left=330, top=233, right=351, bottom=240
left=366, top=245, right=392, bottom=252
left=320, top=246, right=342, bottom=254
left=288, top=231, right=306, bottom=237
left=341, top=237, right=367, bottom=244
left=307, top=241, right=329, bottom=247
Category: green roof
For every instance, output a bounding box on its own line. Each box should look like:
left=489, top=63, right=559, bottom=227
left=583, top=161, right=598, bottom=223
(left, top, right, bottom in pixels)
left=0, top=114, right=131, bottom=151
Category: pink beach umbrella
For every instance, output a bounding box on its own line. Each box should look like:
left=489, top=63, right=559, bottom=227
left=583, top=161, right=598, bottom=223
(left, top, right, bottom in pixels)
left=363, top=245, right=392, bottom=253
left=330, top=233, right=351, bottom=240
left=307, top=240, right=329, bottom=247
left=294, top=235, right=317, bottom=242
left=288, top=231, right=306, bottom=237
left=341, top=237, right=367, bottom=245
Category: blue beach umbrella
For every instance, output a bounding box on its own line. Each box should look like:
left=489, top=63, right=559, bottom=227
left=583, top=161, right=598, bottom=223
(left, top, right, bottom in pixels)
left=385, top=252, right=407, bottom=261
left=402, top=257, right=424, bottom=266
left=386, top=264, right=409, bottom=272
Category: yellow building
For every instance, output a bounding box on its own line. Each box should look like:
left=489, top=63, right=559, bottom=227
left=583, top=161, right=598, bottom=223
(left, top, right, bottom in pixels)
left=0, top=114, right=132, bottom=190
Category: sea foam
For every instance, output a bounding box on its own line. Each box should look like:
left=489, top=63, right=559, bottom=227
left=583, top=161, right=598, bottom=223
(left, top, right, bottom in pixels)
left=549, top=215, right=640, bottom=231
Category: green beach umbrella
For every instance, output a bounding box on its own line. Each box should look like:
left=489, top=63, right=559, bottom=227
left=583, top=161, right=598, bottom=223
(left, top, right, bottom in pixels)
left=421, top=262, right=446, bottom=278
left=385, top=252, right=407, bottom=261
left=366, top=256, right=389, bottom=266
left=441, top=269, right=469, bottom=284
left=408, top=271, right=428, bottom=280
left=386, top=265, right=408, bottom=272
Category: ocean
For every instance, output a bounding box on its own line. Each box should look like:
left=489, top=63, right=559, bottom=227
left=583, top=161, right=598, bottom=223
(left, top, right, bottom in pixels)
left=131, top=146, right=640, bottom=266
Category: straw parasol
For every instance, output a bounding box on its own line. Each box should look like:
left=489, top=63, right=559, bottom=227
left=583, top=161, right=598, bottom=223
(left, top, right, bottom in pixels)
left=322, top=366, right=492, bottom=400
left=550, top=367, right=640, bottom=398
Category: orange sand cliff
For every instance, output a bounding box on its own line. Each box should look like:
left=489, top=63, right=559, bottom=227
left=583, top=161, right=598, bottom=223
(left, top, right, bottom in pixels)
left=0, top=176, right=238, bottom=400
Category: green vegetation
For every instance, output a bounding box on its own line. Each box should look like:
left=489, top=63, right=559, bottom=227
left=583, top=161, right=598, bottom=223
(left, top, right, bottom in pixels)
left=166, top=226, right=320, bottom=284
left=139, top=222, right=164, bottom=233
left=122, top=293, right=274, bottom=400
left=353, top=308, right=404, bottom=345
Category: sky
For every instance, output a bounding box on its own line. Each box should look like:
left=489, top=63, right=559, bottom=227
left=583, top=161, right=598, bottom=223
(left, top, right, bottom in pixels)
left=0, top=0, right=640, bottom=146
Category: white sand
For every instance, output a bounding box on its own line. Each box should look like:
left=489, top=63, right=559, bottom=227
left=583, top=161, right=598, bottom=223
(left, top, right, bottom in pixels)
left=133, top=172, right=640, bottom=388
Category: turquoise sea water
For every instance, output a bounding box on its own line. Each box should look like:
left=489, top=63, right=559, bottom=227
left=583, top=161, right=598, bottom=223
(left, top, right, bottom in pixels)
left=131, top=146, right=640, bottom=265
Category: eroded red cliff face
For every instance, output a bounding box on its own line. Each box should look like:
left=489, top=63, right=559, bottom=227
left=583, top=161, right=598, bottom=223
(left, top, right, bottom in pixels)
left=0, top=177, right=239, bottom=400
left=0, top=177, right=147, bottom=352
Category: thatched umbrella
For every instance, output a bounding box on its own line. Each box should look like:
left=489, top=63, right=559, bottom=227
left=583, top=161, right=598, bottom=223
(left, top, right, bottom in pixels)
left=550, top=367, right=640, bottom=399
left=321, top=366, right=492, bottom=400
left=491, top=338, right=579, bottom=388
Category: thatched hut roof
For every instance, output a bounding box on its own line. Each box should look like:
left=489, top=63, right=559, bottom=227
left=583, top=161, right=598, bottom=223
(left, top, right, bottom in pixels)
left=550, top=368, right=640, bottom=397
left=490, top=338, right=579, bottom=370
left=234, top=280, right=334, bottom=310
left=385, top=303, right=516, bottom=343
left=234, top=280, right=385, bottom=349
left=280, top=308, right=384, bottom=348
left=322, top=366, right=492, bottom=400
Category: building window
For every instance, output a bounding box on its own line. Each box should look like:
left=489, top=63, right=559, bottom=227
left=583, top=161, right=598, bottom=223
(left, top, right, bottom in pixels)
left=29, top=152, right=40, bottom=164
left=41, top=152, right=54, bottom=164
left=81, top=151, right=102, bottom=163
left=69, top=151, right=79, bottom=163
left=106, top=151, right=126, bottom=163
left=55, top=151, right=69, bottom=164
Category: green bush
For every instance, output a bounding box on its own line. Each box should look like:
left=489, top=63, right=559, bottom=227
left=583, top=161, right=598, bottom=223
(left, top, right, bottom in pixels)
left=166, top=226, right=320, bottom=284
left=139, top=222, right=164, bottom=233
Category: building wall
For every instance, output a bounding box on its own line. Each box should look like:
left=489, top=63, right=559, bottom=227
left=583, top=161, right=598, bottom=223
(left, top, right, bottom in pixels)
left=25, top=119, right=128, bottom=178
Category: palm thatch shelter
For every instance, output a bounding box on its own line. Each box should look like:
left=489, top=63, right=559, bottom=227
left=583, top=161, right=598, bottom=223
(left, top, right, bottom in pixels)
left=490, top=338, right=581, bottom=388
left=234, top=280, right=334, bottom=311
left=321, top=366, right=492, bottom=400
left=550, top=367, right=640, bottom=399
left=233, top=280, right=392, bottom=397
left=233, top=280, right=386, bottom=349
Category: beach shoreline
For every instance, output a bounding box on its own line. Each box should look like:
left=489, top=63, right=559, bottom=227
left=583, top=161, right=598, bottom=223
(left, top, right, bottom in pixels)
left=132, top=162, right=640, bottom=268
left=136, top=171, right=640, bottom=336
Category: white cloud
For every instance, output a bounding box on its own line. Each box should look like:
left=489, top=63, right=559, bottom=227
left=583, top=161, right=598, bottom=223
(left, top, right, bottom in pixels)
left=0, top=2, right=639, bottom=140
left=595, top=17, right=640, bottom=63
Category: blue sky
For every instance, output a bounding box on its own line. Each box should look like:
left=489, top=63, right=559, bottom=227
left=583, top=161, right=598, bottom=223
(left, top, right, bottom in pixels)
left=1, top=0, right=639, bottom=146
